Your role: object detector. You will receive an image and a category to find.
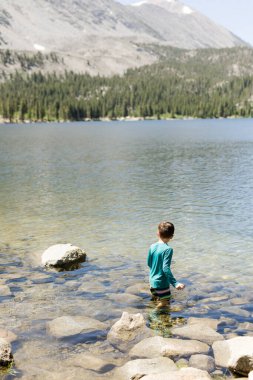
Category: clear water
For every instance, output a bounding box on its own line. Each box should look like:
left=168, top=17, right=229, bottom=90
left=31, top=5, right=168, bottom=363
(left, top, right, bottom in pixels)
left=0, top=119, right=253, bottom=377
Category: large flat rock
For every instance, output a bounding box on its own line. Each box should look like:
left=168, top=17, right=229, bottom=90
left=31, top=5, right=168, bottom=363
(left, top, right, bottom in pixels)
left=47, top=316, right=107, bottom=339
left=172, top=324, right=224, bottom=345
left=112, top=357, right=177, bottom=380
left=130, top=336, right=209, bottom=358
left=142, top=367, right=212, bottom=380
left=187, top=317, right=219, bottom=331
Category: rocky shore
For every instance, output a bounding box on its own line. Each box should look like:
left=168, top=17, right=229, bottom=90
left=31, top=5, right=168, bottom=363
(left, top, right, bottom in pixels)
left=1, top=311, right=253, bottom=379
left=0, top=244, right=253, bottom=379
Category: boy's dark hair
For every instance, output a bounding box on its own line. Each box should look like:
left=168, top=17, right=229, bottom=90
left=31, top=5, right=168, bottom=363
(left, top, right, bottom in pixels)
left=158, top=221, right=174, bottom=239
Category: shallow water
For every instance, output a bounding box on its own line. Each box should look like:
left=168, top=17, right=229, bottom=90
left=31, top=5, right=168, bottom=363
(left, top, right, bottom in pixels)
left=0, top=119, right=253, bottom=378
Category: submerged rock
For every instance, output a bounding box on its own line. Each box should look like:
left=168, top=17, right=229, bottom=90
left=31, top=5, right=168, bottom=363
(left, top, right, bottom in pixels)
left=176, top=358, right=188, bottom=368
left=171, top=324, right=224, bottom=345
left=19, top=366, right=98, bottom=380
left=221, top=306, right=250, bottom=318
left=46, top=315, right=107, bottom=339
left=65, top=352, right=114, bottom=372
left=187, top=317, right=219, bottom=331
left=41, top=244, right=86, bottom=269
left=0, top=329, right=17, bottom=343
left=129, top=336, right=209, bottom=358
left=107, top=293, right=143, bottom=306
left=107, top=312, right=153, bottom=350
left=0, top=285, right=13, bottom=297
left=212, top=336, right=253, bottom=376
left=237, top=322, right=253, bottom=331
left=125, top=283, right=150, bottom=298
left=0, top=338, right=13, bottom=366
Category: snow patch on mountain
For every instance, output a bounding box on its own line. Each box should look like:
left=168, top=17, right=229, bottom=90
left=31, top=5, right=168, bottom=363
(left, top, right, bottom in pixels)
left=131, top=0, right=175, bottom=6
left=34, top=44, right=46, bottom=51
left=131, top=1, right=146, bottom=6
left=182, top=5, right=193, bottom=14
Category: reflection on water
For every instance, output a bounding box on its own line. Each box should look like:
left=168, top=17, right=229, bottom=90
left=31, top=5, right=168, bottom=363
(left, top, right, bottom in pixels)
left=147, top=299, right=186, bottom=337
left=0, top=119, right=253, bottom=376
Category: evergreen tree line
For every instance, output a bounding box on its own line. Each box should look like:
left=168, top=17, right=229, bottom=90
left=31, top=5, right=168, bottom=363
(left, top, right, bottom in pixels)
left=0, top=50, right=62, bottom=71
left=0, top=65, right=253, bottom=122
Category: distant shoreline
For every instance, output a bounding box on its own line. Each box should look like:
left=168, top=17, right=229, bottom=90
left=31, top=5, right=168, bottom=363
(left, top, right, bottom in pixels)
left=0, top=115, right=242, bottom=125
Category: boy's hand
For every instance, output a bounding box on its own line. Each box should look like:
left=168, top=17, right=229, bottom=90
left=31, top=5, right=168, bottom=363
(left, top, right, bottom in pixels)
left=176, top=283, right=185, bottom=290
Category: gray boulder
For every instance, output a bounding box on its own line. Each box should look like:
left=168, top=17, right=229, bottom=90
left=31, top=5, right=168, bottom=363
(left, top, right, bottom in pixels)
left=107, top=312, right=153, bottom=349
left=141, top=367, right=211, bottom=380
left=112, top=357, right=177, bottom=380
left=212, top=337, right=253, bottom=376
left=41, top=244, right=86, bottom=269
left=130, top=336, right=209, bottom=358
left=172, top=324, right=224, bottom=345
left=142, top=367, right=212, bottom=380
left=47, top=316, right=107, bottom=339
left=189, top=354, right=215, bottom=372
left=0, top=338, right=13, bottom=366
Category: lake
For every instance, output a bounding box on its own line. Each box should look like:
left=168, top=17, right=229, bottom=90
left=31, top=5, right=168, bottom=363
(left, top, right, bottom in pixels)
left=0, top=119, right=253, bottom=377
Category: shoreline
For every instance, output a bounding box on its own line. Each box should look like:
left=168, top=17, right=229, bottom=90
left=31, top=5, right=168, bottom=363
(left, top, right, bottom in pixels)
left=0, top=115, right=243, bottom=125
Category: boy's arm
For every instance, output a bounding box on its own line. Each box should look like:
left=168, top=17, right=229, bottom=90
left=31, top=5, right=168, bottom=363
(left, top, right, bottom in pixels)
left=163, top=248, right=179, bottom=288
left=147, top=248, right=152, bottom=268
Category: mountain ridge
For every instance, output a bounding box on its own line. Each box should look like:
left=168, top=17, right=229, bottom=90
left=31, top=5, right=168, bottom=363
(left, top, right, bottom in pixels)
left=0, top=0, right=248, bottom=75
left=127, top=0, right=246, bottom=49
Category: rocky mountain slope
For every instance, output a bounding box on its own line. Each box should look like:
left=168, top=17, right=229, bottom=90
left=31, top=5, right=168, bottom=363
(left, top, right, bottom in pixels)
left=0, top=0, right=248, bottom=75
left=128, top=0, right=245, bottom=49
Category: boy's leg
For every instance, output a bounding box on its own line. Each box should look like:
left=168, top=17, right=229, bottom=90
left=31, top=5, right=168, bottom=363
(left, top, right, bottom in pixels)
left=154, top=288, right=171, bottom=309
left=157, top=298, right=169, bottom=308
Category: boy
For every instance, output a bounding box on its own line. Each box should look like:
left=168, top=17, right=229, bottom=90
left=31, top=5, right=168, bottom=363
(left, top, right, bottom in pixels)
left=147, top=221, right=185, bottom=308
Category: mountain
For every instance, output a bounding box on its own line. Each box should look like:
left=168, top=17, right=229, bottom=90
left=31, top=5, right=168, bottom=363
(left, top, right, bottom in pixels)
left=0, top=0, right=159, bottom=51
left=0, top=0, right=160, bottom=75
left=0, top=0, right=248, bottom=75
left=128, top=0, right=246, bottom=49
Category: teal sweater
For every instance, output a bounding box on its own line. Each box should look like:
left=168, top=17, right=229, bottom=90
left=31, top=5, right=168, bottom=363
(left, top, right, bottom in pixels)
left=147, top=242, right=178, bottom=289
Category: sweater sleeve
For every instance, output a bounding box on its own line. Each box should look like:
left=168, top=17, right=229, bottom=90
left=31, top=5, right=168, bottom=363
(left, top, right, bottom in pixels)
left=163, top=248, right=178, bottom=287
left=147, top=248, right=152, bottom=268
